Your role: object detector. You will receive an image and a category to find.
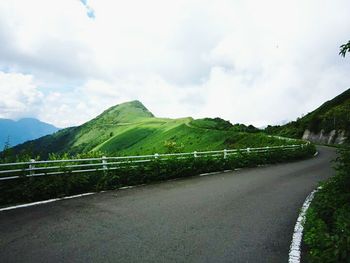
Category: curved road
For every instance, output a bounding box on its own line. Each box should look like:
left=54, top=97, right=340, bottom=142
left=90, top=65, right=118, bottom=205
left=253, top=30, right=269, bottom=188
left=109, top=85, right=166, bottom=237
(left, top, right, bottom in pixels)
left=0, top=146, right=336, bottom=263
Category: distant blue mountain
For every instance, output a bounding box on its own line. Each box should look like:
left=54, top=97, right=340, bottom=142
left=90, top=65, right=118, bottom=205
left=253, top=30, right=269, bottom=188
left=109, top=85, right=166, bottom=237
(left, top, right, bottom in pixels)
left=0, top=118, right=60, bottom=148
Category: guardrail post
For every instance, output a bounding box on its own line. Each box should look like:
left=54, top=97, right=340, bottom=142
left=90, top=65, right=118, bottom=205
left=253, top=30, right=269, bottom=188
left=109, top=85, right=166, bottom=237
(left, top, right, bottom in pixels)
left=247, top=148, right=250, bottom=154
left=224, top=149, right=227, bottom=159
left=194, top=151, right=198, bottom=158
left=154, top=153, right=159, bottom=159
left=29, top=159, right=35, bottom=176
left=102, top=156, right=108, bottom=171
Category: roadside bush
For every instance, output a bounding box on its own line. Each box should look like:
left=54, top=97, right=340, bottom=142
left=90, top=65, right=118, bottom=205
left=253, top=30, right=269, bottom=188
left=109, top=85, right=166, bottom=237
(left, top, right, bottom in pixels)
left=304, top=147, right=350, bottom=262
left=0, top=144, right=316, bottom=207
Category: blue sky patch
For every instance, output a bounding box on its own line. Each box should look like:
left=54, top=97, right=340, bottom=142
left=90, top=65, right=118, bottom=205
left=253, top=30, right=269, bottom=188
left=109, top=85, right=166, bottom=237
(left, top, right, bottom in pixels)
left=80, top=0, right=95, bottom=19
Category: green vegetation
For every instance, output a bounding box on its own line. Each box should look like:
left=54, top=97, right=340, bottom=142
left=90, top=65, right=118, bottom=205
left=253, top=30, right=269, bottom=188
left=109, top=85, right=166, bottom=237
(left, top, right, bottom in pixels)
left=340, top=40, right=350, bottom=57
left=265, top=88, right=350, bottom=139
left=304, top=147, right=350, bottom=262
left=0, top=143, right=315, bottom=206
left=189, top=118, right=233, bottom=130
left=0, top=99, right=316, bottom=207
left=4, top=100, right=294, bottom=160
left=190, top=118, right=259, bottom=133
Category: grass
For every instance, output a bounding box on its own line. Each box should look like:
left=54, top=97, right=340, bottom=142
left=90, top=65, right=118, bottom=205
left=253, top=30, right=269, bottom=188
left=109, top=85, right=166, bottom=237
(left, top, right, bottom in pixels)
left=96, top=122, right=299, bottom=156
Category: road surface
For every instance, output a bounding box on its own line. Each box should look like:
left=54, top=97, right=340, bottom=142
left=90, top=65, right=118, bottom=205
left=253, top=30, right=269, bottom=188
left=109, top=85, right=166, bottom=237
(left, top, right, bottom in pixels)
left=0, top=146, right=336, bottom=263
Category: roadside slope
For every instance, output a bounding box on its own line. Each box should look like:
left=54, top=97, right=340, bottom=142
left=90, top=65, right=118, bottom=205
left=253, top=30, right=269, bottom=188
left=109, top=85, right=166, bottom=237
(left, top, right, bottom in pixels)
left=265, top=88, right=350, bottom=144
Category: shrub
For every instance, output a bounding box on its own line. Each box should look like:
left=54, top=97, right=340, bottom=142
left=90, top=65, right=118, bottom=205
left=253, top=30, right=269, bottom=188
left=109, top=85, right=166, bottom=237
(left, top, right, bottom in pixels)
left=0, top=144, right=315, bottom=206
left=304, top=147, right=350, bottom=262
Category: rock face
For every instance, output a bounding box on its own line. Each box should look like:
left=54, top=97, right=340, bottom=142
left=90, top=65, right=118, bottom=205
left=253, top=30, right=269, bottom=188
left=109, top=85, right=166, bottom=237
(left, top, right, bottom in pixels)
left=302, top=129, right=347, bottom=144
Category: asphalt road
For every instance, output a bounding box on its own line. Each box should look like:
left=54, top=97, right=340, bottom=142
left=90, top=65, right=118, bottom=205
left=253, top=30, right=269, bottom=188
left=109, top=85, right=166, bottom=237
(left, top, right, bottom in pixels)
left=0, top=146, right=336, bottom=263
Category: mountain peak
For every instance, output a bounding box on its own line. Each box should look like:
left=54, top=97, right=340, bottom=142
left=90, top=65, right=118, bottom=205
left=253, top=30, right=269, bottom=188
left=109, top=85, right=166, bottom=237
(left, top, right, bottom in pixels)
left=93, top=100, right=154, bottom=124
left=118, top=100, right=149, bottom=109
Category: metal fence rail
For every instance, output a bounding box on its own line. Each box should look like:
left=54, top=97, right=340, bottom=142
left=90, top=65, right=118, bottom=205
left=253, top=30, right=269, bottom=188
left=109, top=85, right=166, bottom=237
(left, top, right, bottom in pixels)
left=0, top=144, right=307, bottom=181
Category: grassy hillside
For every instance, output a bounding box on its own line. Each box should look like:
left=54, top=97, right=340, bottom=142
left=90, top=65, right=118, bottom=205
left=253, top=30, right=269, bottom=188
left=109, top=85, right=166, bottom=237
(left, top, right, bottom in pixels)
left=265, top=88, right=350, bottom=139
left=5, top=100, right=297, bottom=160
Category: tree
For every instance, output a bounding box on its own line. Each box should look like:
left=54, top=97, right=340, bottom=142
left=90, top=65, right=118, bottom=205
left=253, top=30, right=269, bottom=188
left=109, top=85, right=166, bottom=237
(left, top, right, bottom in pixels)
left=3, top=136, right=11, bottom=152
left=1, top=136, right=13, bottom=162
left=339, top=40, right=350, bottom=57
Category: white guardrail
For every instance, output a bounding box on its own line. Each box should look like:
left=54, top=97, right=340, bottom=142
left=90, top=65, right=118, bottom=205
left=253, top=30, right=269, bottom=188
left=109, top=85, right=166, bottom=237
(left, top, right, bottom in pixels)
left=0, top=144, right=307, bottom=181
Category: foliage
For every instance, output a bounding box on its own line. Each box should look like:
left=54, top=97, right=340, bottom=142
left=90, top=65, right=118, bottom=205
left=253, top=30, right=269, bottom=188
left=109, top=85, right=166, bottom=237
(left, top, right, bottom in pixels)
left=3, top=136, right=11, bottom=151
left=189, top=118, right=233, bottom=130
left=340, top=40, right=350, bottom=57
left=304, top=147, right=350, bottom=262
left=0, top=144, right=315, bottom=206
left=1, top=136, right=13, bottom=163
left=231, top=123, right=260, bottom=133
left=164, top=140, right=184, bottom=153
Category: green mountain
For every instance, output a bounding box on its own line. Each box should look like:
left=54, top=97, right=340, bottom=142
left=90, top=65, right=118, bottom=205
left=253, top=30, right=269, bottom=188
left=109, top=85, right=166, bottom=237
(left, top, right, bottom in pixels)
left=7, top=100, right=289, bottom=159
left=265, top=88, right=350, bottom=144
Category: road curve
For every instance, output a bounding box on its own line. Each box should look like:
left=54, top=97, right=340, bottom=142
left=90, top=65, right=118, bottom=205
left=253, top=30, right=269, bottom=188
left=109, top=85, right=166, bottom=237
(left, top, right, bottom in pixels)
left=0, top=146, right=336, bottom=263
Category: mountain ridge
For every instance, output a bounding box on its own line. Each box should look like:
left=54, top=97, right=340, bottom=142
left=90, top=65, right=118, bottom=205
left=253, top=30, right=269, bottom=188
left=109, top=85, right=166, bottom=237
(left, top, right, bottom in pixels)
left=3, top=100, right=283, bottom=159
left=0, top=118, right=59, bottom=148
left=265, top=88, right=350, bottom=144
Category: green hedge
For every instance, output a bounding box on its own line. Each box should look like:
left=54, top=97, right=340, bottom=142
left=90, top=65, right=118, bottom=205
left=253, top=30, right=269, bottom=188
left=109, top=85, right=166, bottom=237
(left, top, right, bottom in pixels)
left=304, top=147, right=350, bottom=262
left=0, top=145, right=315, bottom=206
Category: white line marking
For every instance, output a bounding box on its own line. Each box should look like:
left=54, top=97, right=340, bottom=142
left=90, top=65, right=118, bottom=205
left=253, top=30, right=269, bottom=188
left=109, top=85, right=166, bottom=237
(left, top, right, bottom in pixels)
left=288, top=189, right=318, bottom=263
left=118, top=186, right=135, bottom=190
left=118, top=184, right=147, bottom=190
left=199, top=171, right=221, bottom=176
left=0, top=159, right=311, bottom=213
left=0, top=193, right=95, bottom=212
left=1, top=169, right=237, bottom=211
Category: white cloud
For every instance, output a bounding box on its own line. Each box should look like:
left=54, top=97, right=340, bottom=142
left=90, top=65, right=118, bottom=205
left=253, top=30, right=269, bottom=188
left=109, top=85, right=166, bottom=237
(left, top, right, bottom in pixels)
left=0, top=0, right=349, bottom=128
left=0, top=72, right=43, bottom=119
left=38, top=80, right=124, bottom=127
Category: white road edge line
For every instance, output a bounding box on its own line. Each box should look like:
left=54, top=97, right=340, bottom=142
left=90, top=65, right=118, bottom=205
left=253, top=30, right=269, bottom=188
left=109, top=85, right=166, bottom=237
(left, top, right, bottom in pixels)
left=0, top=192, right=95, bottom=212
left=288, top=188, right=318, bottom=263
left=199, top=171, right=221, bottom=176
left=0, top=160, right=314, bottom=213
left=0, top=169, right=233, bottom=211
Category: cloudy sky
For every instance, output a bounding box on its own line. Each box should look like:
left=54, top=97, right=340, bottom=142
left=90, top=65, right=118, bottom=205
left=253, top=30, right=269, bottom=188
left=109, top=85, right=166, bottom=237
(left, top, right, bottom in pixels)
left=0, top=0, right=349, bottom=128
